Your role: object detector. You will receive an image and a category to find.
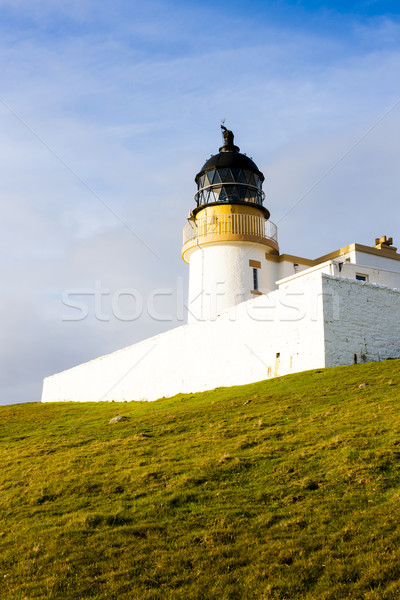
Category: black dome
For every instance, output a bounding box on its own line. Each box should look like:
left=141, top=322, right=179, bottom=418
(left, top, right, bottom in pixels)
left=196, top=151, right=264, bottom=184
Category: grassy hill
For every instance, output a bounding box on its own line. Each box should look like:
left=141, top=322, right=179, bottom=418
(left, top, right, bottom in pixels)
left=1, top=360, right=400, bottom=599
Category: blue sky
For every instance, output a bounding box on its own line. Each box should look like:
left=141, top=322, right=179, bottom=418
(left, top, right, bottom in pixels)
left=1, top=0, right=400, bottom=404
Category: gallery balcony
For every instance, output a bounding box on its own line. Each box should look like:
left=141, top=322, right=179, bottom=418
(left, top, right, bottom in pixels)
left=182, top=212, right=278, bottom=263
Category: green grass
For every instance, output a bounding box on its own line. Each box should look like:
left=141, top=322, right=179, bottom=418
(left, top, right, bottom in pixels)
left=1, top=360, right=400, bottom=599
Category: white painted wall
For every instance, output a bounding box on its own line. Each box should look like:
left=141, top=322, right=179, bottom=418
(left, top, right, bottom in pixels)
left=354, top=251, right=400, bottom=272
left=322, top=274, right=400, bottom=367
left=186, top=239, right=400, bottom=323
left=333, top=262, right=400, bottom=289
left=42, top=266, right=400, bottom=404
left=42, top=271, right=326, bottom=403
left=187, top=241, right=278, bottom=322
left=278, top=259, right=400, bottom=290
left=277, top=259, right=312, bottom=281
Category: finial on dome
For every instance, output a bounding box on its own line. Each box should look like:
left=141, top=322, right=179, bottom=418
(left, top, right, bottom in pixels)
left=220, top=123, right=240, bottom=153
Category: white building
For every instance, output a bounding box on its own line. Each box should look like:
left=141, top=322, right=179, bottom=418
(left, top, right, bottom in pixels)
left=41, top=128, right=400, bottom=403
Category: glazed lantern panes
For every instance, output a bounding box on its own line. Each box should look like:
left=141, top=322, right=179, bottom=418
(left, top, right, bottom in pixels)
left=237, top=170, right=247, bottom=184
left=203, top=172, right=212, bottom=186
left=213, top=170, right=222, bottom=184
left=195, top=168, right=265, bottom=208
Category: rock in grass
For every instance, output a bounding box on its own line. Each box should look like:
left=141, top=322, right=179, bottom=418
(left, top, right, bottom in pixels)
left=301, top=478, right=319, bottom=491
left=109, top=416, right=128, bottom=424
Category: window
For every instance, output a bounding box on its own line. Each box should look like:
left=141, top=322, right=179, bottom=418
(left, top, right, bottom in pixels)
left=253, top=268, right=258, bottom=291
left=355, top=273, right=368, bottom=282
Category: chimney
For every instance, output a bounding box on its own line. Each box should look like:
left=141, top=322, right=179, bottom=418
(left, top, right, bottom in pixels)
left=374, top=236, right=397, bottom=252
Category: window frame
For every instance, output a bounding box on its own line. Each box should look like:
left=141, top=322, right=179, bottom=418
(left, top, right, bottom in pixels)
left=253, top=267, right=259, bottom=291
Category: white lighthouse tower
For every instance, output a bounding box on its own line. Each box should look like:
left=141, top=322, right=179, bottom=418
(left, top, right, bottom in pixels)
left=182, top=126, right=279, bottom=321
left=42, top=126, right=400, bottom=404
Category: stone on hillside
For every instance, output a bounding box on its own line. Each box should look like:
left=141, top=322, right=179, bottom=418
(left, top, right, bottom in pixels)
left=301, top=478, right=319, bottom=491
left=109, top=416, right=128, bottom=424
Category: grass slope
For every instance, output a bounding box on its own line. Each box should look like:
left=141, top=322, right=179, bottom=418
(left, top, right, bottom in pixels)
left=1, top=360, right=400, bottom=599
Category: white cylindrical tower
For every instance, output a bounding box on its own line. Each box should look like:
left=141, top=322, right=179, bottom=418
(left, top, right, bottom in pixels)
left=182, top=126, right=279, bottom=322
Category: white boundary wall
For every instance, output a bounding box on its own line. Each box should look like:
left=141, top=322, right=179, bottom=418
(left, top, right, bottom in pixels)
left=41, top=272, right=400, bottom=403
left=42, top=272, right=325, bottom=402
left=322, top=275, right=400, bottom=367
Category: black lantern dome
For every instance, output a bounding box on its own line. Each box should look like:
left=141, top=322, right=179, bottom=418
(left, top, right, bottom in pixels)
left=193, top=126, right=269, bottom=219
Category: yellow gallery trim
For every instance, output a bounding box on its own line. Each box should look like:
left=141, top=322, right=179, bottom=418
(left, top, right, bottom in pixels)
left=264, top=243, right=400, bottom=267
left=195, top=203, right=266, bottom=218
left=182, top=203, right=279, bottom=263
left=265, top=253, right=314, bottom=266
left=182, top=234, right=279, bottom=263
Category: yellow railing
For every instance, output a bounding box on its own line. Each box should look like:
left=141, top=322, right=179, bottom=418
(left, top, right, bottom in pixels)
left=183, top=214, right=277, bottom=245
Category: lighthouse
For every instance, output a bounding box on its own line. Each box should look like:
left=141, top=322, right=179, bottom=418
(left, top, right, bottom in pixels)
left=42, top=127, right=400, bottom=404
left=182, top=126, right=279, bottom=321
